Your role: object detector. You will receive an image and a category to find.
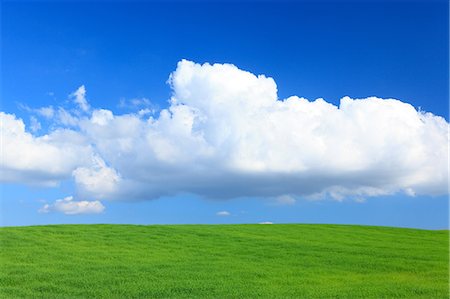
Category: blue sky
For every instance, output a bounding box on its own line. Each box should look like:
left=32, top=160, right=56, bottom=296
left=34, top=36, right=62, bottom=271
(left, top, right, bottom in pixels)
left=1, top=0, right=448, bottom=228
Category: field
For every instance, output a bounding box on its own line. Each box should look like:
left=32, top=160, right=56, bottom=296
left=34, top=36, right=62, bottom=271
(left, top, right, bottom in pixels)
left=0, top=224, right=448, bottom=298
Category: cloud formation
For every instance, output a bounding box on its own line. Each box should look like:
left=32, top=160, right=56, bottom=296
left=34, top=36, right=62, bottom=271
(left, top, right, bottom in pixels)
left=38, top=196, right=105, bottom=215
left=1, top=112, right=92, bottom=186
left=274, top=195, right=297, bottom=206
left=70, top=85, right=90, bottom=112
left=1, top=60, right=448, bottom=203
left=216, top=211, right=231, bottom=216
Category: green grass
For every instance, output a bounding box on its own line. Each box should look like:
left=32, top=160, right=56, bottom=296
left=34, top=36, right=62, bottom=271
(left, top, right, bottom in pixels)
left=0, top=224, right=448, bottom=298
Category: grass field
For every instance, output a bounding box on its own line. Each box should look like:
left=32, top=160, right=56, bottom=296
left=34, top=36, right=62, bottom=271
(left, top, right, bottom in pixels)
left=0, top=224, right=448, bottom=298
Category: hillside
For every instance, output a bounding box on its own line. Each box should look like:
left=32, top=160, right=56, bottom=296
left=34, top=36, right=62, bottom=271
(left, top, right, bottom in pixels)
left=0, top=224, right=448, bottom=298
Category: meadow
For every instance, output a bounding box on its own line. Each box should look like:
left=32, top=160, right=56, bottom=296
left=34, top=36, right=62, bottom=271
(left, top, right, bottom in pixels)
left=0, top=224, right=448, bottom=298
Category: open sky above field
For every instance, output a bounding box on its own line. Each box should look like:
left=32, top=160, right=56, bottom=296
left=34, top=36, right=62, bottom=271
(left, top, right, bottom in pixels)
left=1, top=0, right=448, bottom=228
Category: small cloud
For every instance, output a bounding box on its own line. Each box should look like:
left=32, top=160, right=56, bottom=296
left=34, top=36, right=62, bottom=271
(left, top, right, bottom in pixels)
left=29, top=116, right=41, bottom=132
left=38, top=204, right=51, bottom=213
left=137, top=108, right=154, bottom=117
left=38, top=196, right=105, bottom=215
left=354, top=197, right=366, bottom=203
left=57, top=107, right=79, bottom=126
left=404, top=188, right=416, bottom=197
left=118, top=97, right=158, bottom=116
left=274, top=195, right=296, bottom=206
left=70, top=85, right=90, bottom=112
left=118, top=97, right=153, bottom=108
left=259, top=221, right=273, bottom=224
left=216, top=210, right=231, bottom=216
left=130, top=97, right=152, bottom=107
left=18, top=103, right=55, bottom=119
left=36, top=106, right=55, bottom=119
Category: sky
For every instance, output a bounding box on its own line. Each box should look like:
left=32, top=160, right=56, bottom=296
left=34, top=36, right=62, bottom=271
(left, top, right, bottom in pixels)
left=1, top=0, right=448, bottom=229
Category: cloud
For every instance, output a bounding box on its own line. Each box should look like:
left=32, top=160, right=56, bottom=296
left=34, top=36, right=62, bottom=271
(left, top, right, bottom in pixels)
left=0, top=112, right=92, bottom=186
left=70, top=85, right=90, bottom=112
left=56, top=107, right=79, bottom=126
left=29, top=116, right=41, bottom=132
left=36, top=106, right=55, bottom=118
left=118, top=97, right=159, bottom=117
left=259, top=222, right=273, bottom=224
left=119, top=97, right=154, bottom=109
left=39, top=196, right=105, bottom=215
left=274, top=195, right=296, bottom=206
left=216, top=211, right=231, bottom=216
left=1, top=60, right=448, bottom=202
left=73, top=156, right=121, bottom=200
left=354, top=197, right=367, bottom=203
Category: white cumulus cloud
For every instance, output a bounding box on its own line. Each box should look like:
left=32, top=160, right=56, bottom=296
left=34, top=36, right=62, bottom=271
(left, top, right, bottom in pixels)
left=216, top=211, right=231, bottom=216
left=1, top=60, right=448, bottom=202
left=73, top=155, right=121, bottom=200
left=70, top=85, right=90, bottom=112
left=38, top=196, right=105, bottom=215
left=0, top=112, right=92, bottom=186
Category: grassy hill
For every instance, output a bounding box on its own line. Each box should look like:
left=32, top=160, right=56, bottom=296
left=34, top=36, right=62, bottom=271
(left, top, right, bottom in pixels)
left=0, top=224, right=448, bottom=298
